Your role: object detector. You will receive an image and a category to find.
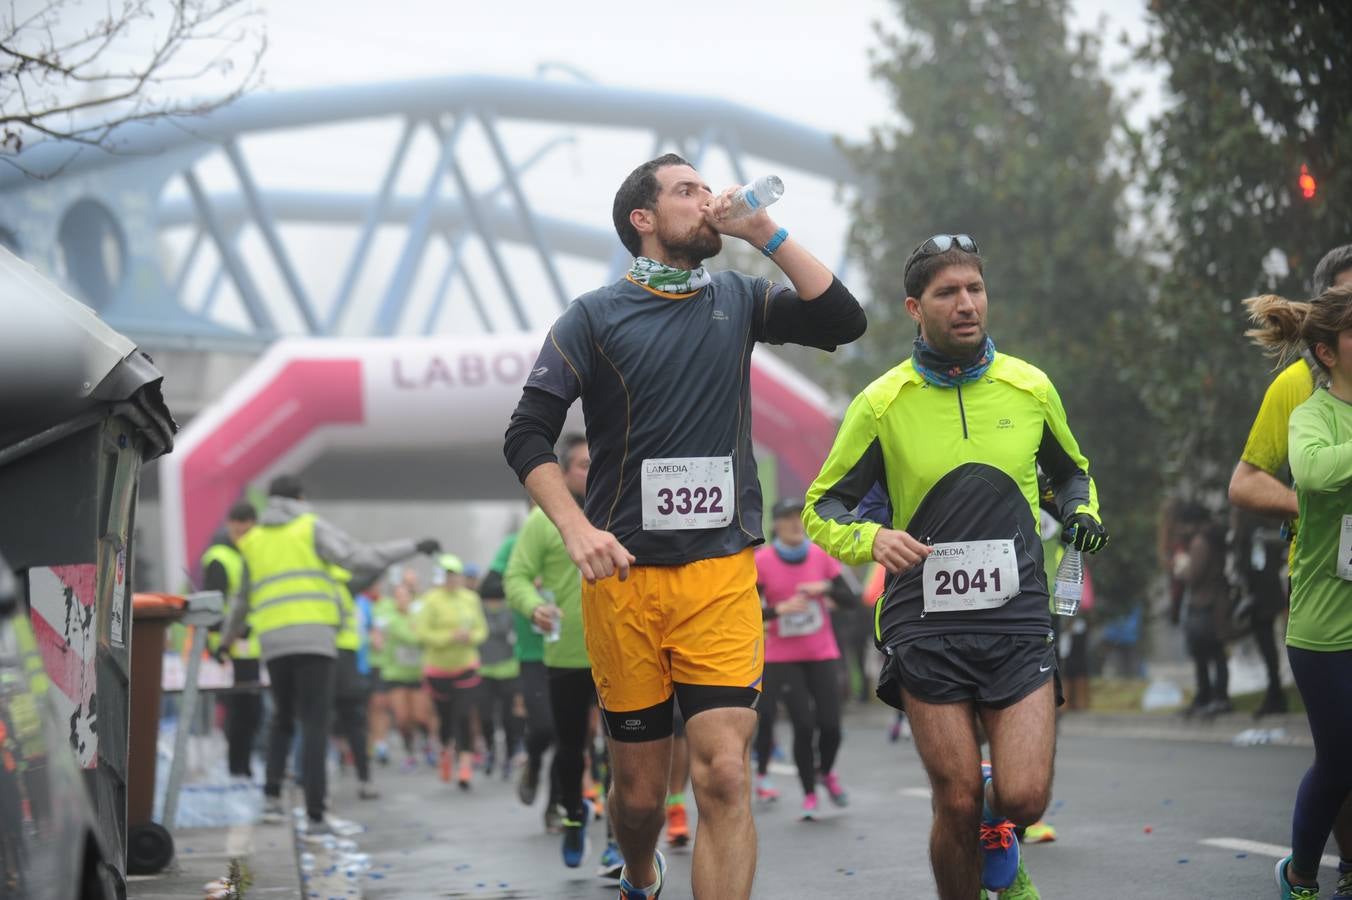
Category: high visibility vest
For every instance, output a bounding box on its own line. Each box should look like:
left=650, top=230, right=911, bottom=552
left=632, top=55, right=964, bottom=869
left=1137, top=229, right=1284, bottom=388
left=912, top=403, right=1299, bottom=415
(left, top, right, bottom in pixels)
left=331, top=563, right=360, bottom=652
left=201, top=543, right=261, bottom=660
left=236, top=514, right=341, bottom=635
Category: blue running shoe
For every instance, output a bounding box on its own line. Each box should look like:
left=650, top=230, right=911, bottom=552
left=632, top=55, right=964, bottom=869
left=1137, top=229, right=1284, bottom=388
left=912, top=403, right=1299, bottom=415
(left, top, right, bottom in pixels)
left=561, top=800, right=592, bottom=868
left=597, top=841, right=624, bottom=880
left=979, top=763, right=1020, bottom=891
left=1276, top=855, right=1320, bottom=900
left=618, top=849, right=666, bottom=899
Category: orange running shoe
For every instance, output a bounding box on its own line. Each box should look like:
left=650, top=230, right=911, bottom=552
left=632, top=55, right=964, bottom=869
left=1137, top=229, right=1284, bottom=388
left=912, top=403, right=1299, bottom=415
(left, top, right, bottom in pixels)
left=458, top=761, right=472, bottom=791
left=666, top=802, right=689, bottom=847
left=439, top=749, right=452, bottom=783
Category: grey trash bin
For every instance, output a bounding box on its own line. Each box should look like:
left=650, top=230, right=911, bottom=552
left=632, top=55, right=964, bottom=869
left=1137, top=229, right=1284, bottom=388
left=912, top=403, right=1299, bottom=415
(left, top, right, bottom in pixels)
left=0, top=246, right=176, bottom=893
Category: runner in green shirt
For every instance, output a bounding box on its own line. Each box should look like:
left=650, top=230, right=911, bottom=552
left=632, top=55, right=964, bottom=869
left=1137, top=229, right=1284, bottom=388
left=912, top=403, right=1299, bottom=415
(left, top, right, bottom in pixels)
left=1247, top=282, right=1352, bottom=900
left=505, top=435, right=621, bottom=876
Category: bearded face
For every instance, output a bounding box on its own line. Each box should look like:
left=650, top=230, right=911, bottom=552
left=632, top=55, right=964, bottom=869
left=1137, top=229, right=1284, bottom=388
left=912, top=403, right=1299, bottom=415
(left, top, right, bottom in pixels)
left=655, top=212, right=722, bottom=268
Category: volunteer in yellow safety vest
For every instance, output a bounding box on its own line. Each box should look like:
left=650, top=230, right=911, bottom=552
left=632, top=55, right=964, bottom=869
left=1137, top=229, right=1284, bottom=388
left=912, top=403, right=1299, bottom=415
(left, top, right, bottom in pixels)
left=221, top=474, right=441, bottom=837
left=201, top=501, right=261, bottom=779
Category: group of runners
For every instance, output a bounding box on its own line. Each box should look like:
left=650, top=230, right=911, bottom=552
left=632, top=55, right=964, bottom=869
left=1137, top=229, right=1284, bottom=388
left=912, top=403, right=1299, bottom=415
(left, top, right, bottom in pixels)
left=219, top=149, right=1347, bottom=899
left=497, top=153, right=1105, bottom=900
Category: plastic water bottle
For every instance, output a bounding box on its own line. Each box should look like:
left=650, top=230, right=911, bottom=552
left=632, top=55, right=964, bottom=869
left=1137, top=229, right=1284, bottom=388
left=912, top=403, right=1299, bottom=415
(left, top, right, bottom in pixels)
left=1052, top=548, right=1084, bottom=616
left=724, top=175, right=785, bottom=219
left=533, top=589, right=562, bottom=642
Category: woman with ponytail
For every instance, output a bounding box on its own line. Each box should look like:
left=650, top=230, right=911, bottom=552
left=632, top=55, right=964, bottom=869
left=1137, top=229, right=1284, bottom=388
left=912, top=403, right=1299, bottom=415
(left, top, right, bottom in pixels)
left=1231, top=251, right=1352, bottom=727
left=1256, top=282, right=1352, bottom=900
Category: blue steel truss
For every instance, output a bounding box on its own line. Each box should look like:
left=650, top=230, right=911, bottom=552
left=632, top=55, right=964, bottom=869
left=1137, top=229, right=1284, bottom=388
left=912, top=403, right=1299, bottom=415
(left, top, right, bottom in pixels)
left=0, top=74, right=857, bottom=348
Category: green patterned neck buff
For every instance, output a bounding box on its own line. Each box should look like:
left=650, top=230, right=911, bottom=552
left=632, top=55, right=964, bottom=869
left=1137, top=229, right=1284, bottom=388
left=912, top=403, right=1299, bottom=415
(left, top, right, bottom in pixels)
left=628, top=256, right=712, bottom=294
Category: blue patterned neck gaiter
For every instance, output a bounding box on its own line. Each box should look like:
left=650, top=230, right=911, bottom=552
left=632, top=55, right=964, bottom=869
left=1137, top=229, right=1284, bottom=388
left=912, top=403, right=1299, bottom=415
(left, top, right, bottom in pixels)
left=912, top=335, right=996, bottom=387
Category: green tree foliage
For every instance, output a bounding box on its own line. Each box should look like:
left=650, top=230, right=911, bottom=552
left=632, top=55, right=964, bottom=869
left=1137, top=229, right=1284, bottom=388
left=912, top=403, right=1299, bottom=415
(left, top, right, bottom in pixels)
left=1136, top=0, right=1352, bottom=493
left=845, top=0, right=1156, bottom=611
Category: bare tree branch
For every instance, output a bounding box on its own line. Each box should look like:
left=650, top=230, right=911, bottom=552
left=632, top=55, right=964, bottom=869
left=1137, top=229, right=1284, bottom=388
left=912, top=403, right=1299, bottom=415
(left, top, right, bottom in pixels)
left=0, top=0, right=265, bottom=171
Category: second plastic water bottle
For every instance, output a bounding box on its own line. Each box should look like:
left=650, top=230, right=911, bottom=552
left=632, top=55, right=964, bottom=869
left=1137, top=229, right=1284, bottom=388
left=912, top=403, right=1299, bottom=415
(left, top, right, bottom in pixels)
left=1052, top=548, right=1084, bottom=616
left=725, top=175, right=785, bottom=219
left=534, top=589, right=562, bottom=642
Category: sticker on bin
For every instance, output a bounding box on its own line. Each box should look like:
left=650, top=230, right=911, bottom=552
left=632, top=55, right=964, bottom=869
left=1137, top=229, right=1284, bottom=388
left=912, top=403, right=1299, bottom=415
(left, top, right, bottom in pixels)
left=109, top=547, right=127, bottom=648
left=28, top=564, right=99, bottom=767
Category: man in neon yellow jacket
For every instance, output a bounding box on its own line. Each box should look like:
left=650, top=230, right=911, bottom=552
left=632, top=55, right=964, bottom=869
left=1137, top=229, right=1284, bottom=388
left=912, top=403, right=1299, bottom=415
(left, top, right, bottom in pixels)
left=802, top=235, right=1106, bottom=900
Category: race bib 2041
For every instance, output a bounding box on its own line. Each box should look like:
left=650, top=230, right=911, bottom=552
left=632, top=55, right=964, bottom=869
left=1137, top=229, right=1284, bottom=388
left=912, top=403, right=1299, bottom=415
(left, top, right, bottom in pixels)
left=922, top=539, right=1020, bottom=614
left=641, top=456, right=734, bottom=531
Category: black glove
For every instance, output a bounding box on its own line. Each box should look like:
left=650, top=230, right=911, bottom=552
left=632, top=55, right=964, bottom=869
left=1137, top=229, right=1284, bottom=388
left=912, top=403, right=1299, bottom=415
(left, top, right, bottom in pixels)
left=416, top=538, right=442, bottom=555
left=1062, top=512, right=1108, bottom=554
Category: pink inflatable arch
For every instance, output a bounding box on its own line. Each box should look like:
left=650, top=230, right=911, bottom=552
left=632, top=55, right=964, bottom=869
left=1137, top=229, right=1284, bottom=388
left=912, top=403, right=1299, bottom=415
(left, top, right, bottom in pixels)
left=159, top=334, right=842, bottom=578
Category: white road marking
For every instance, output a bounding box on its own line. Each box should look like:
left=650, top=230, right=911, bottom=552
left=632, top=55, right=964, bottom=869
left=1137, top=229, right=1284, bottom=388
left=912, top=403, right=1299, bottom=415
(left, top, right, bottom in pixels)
left=1199, top=838, right=1337, bottom=869
left=766, top=762, right=798, bottom=777
left=898, top=787, right=933, bottom=799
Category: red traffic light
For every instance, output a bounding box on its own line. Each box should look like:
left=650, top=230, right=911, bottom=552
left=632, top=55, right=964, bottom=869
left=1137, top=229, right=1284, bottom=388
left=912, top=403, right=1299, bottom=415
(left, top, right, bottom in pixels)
left=1299, top=164, right=1316, bottom=200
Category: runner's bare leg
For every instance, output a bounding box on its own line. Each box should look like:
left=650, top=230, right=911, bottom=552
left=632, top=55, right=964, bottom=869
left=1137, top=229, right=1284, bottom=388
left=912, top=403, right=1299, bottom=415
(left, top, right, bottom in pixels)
left=686, top=706, right=759, bottom=900
left=903, top=690, right=984, bottom=900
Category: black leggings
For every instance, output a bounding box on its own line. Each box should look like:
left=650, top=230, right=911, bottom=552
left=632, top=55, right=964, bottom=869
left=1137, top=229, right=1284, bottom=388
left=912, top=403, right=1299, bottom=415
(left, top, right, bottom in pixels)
left=1288, top=647, right=1352, bottom=879
left=426, top=673, right=479, bottom=751
left=756, top=659, right=842, bottom=794
left=548, top=667, right=595, bottom=820
left=478, top=675, right=524, bottom=756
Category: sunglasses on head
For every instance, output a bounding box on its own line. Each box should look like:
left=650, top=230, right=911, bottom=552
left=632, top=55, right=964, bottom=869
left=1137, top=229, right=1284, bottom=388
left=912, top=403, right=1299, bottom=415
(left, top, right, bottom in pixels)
left=904, top=234, right=980, bottom=279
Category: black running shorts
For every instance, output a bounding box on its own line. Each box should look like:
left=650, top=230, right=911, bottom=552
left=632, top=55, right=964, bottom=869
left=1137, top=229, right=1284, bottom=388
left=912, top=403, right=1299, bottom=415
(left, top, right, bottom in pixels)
left=877, top=632, right=1063, bottom=712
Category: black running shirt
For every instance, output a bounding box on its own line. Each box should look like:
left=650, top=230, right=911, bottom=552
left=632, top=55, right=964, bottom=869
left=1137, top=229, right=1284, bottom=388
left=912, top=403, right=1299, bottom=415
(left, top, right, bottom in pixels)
left=522, top=271, right=861, bottom=566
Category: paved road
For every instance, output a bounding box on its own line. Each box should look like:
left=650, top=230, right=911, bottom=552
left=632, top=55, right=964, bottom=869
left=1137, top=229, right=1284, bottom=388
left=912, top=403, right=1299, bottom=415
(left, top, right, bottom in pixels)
left=309, top=705, right=1323, bottom=899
